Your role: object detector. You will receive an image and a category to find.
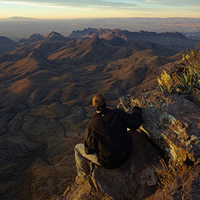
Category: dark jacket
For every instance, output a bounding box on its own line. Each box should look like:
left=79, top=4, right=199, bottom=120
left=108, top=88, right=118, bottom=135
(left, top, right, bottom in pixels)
left=84, top=107, right=143, bottom=169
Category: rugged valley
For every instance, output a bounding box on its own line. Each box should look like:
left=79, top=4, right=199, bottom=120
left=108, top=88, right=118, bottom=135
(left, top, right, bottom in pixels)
left=0, top=29, right=199, bottom=199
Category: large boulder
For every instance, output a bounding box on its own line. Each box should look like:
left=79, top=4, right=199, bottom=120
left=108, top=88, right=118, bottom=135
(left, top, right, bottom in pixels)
left=122, top=92, right=200, bottom=166
left=60, top=91, right=200, bottom=200
left=90, top=131, right=161, bottom=200
left=61, top=131, right=163, bottom=200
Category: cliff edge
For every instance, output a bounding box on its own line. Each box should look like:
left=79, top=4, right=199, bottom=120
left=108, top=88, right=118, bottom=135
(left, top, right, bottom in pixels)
left=56, top=47, right=200, bottom=200
left=57, top=92, right=199, bottom=200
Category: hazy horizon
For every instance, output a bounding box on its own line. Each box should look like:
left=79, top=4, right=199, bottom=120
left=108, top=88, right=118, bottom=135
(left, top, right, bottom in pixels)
left=0, top=17, right=200, bottom=41
left=1, top=0, right=200, bottom=41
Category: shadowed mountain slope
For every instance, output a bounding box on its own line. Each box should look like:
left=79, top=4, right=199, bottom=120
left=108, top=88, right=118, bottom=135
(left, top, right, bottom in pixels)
left=0, top=35, right=185, bottom=199
left=0, top=36, right=17, bottom=54
left=19, top=34, right=45, bottom=46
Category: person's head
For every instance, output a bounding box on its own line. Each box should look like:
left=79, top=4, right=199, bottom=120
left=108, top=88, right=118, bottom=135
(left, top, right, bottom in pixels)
left=92, top=93, right=106, bottom=112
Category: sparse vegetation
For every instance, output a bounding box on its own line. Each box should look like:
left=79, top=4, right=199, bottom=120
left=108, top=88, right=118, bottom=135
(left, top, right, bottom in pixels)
left=157, top=70, right=176, bottom=94
left=158, top=46, right=200, bottom=103
left=176, top=67, right=200, bottom=93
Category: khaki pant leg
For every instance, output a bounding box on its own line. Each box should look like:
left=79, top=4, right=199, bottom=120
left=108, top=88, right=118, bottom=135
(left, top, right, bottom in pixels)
left=74, top=143, right=100, bottom=177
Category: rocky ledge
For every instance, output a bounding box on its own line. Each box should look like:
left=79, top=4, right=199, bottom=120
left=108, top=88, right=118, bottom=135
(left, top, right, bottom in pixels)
left=58, top=91, right=200, bottom=200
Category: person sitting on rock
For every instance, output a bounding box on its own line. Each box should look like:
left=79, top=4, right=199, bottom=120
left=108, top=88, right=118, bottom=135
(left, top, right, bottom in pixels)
left=74, top=93, right=143, bottom=184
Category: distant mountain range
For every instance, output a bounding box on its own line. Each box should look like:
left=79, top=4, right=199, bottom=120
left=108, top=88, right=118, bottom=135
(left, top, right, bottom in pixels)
left=0, top=28, right=199, bottom=54
left=1, top=16, right=39, bottom=21
left=185, top=32, right=200, bottom=40
left=68, top=28, right=199, bottom=51
left=1, top=17, right=200, bottom=41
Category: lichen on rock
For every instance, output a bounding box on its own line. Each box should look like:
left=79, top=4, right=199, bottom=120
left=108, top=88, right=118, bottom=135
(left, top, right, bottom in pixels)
left=128, top=91, right=200, bottom=165
left=62, top=90, right=200, bottom=200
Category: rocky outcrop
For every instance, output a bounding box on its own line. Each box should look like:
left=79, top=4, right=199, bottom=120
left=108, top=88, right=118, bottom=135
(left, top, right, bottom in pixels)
left=62, top=131, right=162, bottom=200
left=89, top=132, right=161, bottom=200
left=61, top=92, right=200, bottom=200
left=126, top=92, right=200, bottom=166
left=118, top=92, right=200, bottom=199
left=150, top=164, right=200, bottom=199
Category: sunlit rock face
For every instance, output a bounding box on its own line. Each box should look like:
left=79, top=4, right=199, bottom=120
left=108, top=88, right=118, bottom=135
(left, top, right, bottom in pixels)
left=62, top=91, right=200, bottom=200
left=89, top=92, right=200, bottom=200
left=123, top=92, right=200, bottom=165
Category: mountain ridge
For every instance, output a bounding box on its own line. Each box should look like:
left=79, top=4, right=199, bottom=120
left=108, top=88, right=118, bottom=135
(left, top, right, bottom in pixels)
left=0, top=30, right=199, bottom=199
left=45, top=31, right=68, bottom=41
left=1, top=28, right=199, bottom=55
left=68, top=28, right=198, bottom=51
left=0, top=36, right=17, bottom=54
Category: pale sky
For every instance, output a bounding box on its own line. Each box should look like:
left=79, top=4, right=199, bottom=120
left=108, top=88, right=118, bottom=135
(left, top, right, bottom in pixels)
left=0, top=0, right=199, bottom=19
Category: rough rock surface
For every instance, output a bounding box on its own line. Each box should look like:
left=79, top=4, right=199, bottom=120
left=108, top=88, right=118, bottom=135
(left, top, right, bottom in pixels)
left=118, top=92, right=200, bottom=199
left=62, top=131, right=163, bottom=200
left=150, top=164, right=200, bottom=200
left=125, top=92, right=200, bottom=165
left=61, top=92, right=200, bottom=200
left=90, top=131, right=161, bottom=200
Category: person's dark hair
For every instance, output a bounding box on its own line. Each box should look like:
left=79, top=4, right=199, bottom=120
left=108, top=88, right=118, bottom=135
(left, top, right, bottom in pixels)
left=92, top=93, right=106, bottom=111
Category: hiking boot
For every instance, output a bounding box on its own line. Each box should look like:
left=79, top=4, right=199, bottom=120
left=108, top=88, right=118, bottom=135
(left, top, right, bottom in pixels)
left=75, top=175, right=87, bottom=185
